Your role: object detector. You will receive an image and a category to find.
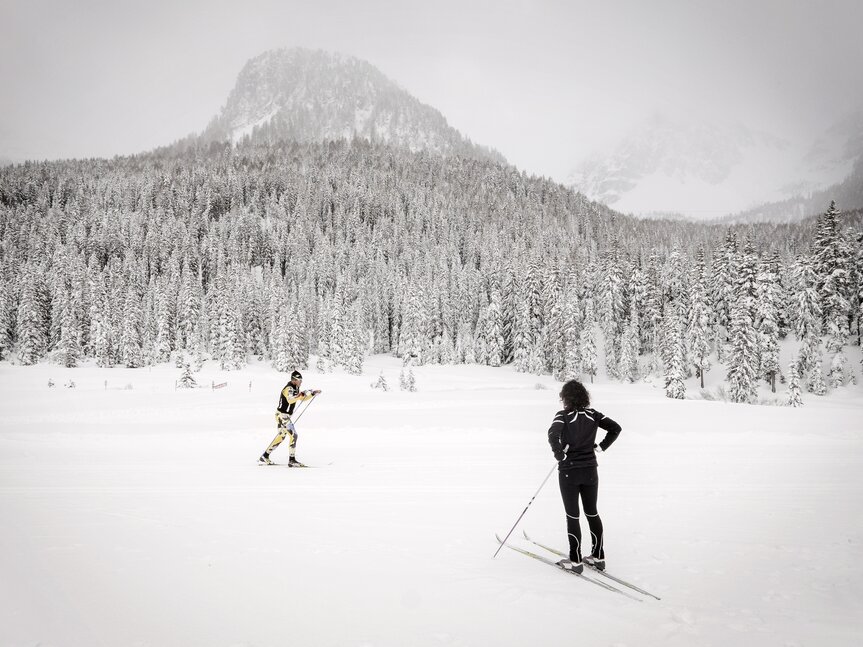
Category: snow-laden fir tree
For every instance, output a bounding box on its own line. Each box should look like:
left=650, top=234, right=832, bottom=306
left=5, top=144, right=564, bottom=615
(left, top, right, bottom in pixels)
left=813, top=202, right=852, bottom=329
left=598, top=251, right=625, bottom=379
left=726, top=294, right=758, bottom=404
left=399, top=283, right=426, bottom=364
left=343, top=304, right=365, bottom=375
left=512, top=300, right=531, bottom=372
left=642, top=254, right=664, bottom=356
left=755, top=253, right=782, bottom=392
left=176, top=262, right=202, bottom=353
left=484, top=286, right=505, bottom=367
left=178, top=362, right=197, bottom=388
left=271, top=308, right=295, bottom=372
left=542, top=268, right=564, bottom=375
left=56, top=289, right=82, bottom=368
left=786, top=361, right=803, bottom=407
left=663, top=307, right=686, bottom=399
left=687, top=252, right=712, bottom=389
left=711, top=231, right=738, bottom=338
left=562, top=289, right=580, bottom=381
left=618, top=313, right=639, bottom=383
left=121, top=280, right=144, bottom=368
left=399, top=367, right=416, bottom=391
left=371, top=371, right=389, bottom=391
left=808, top=349, right=827, bottom=395
left=790, top=254, right=822, bottom=377
left=315, top=297, right=332, bottom=372
left=16, top=268, right=49, bottom=365
left=153, top=280, right=173, bottom=365
left=828, top=351, right=847, bottom=389
left=579, top=298, right=598, bottom=383
left=524, top=261, right=544, bottom=360
left=0, top=280, right=12, bottom=360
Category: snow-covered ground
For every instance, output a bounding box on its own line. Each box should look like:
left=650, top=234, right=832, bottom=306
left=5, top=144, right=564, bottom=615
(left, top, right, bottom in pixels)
left=1, top=356, right=862, bottom=647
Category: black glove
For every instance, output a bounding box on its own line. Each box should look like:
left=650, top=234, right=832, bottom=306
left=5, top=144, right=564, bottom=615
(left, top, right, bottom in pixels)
left=555, top=443, right=569, bottom=463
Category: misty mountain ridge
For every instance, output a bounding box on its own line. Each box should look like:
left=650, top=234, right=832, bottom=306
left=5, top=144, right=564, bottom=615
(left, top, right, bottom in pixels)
left=200, top=48, right=505, bottom=164
left=568, top=111, right=863, bottom=222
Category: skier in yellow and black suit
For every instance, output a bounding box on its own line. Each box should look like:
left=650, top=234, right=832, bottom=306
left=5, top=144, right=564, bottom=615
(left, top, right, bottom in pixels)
left=258, top=370, right=321, bottom=466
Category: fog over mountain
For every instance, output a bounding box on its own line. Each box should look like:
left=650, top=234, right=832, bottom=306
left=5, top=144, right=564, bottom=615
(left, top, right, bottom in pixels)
left=567, top=110, right=863, bottom=221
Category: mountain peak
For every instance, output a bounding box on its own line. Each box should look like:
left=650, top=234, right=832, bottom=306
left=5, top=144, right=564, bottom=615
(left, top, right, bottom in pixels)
left=201, top=48, right=504, bottom=163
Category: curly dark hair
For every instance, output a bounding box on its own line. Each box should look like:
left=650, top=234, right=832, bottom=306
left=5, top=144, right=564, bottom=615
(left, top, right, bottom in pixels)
left=559, top=380, right=590, bottom=410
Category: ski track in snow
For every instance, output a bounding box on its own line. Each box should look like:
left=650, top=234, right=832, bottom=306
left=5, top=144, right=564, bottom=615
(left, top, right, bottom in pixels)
left=1, top=356, right=862, bottom=646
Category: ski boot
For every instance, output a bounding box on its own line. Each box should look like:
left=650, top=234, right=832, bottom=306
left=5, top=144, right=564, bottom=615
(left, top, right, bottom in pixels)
left=583, top=555, right=606, bottom=571
left=258, top=455, right=274, bottom=465
left=556, top=559, right=584, bottom=574
left=288, top=457, right=307, bottom=468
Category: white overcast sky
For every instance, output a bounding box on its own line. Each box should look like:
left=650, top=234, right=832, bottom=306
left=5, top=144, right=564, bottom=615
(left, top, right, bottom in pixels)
left=1, top=0, right=862, bottom=180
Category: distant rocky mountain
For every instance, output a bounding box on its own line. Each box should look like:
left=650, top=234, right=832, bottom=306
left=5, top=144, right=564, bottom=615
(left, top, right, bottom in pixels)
left=567, top=112, right=863, bottom=221
left=199, top=48, right=505, bottom=164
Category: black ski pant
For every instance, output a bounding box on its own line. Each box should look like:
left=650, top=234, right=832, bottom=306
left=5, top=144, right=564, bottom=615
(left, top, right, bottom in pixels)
left=559, top=466, right=604, bottom=562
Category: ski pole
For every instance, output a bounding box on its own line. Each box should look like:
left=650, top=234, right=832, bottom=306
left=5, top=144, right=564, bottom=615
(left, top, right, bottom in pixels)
left=493, top=462, right=557, bottom=558
left=291, top=393, right=319, bottom=426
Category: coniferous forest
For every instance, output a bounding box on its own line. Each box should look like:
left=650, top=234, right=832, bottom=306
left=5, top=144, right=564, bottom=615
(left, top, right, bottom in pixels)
left=1, top=138, right=861, bottom=404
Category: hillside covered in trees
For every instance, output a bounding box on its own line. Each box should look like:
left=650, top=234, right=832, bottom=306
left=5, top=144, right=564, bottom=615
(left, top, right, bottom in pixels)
left=0, top=138, right=861, bottom=404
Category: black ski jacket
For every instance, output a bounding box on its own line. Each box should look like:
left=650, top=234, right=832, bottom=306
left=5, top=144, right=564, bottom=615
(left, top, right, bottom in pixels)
left=547, top=408, right=622, bottom=470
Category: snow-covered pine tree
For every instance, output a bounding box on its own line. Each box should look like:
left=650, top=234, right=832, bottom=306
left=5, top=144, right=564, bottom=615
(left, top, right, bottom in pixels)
left=512, top=300, right=531, bottom=372
left=711, top=230, right=738, bottom=337
left=0, top=280, right=13, bottom=360
left=618, top=313, right=639, bottom=383
left=121, top=279, right=144, bottom=368
left=501, top=264, right=517, bottom=363
left=56, top=289, right=82, bottom=368
left=562, top=285, right=580, bottom=381
left=813, top=202, right=853, bottom=383
left=485, top=285, right=505, bottom=367
left=598, top=251, right=625, bottom=379
left=755, top=253, right=781, bottom=392
left=726, top=293, right=758, bottom=404
left=175, top=261, right=202, bottom=353
left=178, top=362, right=197, bottom=388
left=579, top=298, right=598, bottom=383
left=542, top=267, right=563, bottom=374
left=271, top=308, right=293, bottom=373
left=687, top=250, right=712, bottom=389
left=642, top=254, right=663, bottom=356
left=786, top=361, right=803, bottom=407
left=807, top=344, right=827, bottom=395
left=344, top=304, right=365, bottom=375
left=524, top=260, right=544, bottom=363
left=398, top=282, right=426, bottom=364
left=790, top=254, right=822, bottom=377
left=399, top=367, right=417, bottom=391
left=628, top=262, right=648, bottom=353
left=153, top=280, right=173, bottom=364
left=828, top=351, right=847, bottom=389
left=16, top=268, right=49, bottom=365
left=663, top=307, right=686, bottom=399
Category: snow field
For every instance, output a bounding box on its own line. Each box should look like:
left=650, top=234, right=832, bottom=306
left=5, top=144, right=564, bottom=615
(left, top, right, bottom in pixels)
left=1, top=356, right=862, bottom=646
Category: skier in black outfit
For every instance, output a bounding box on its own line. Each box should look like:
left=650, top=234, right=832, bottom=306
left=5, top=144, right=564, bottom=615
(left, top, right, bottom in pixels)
left=258, top=370, right=321, bottom=466
left=547, top=379, right=621, bottom=574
